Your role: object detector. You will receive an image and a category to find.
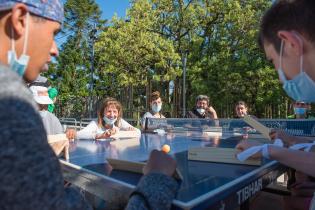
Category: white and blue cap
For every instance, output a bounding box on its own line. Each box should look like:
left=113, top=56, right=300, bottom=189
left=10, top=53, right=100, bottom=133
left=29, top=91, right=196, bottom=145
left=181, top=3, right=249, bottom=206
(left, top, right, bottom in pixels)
left=0, top=0, right=64, bottom=24
left=30, top=85, right=53, bottom=105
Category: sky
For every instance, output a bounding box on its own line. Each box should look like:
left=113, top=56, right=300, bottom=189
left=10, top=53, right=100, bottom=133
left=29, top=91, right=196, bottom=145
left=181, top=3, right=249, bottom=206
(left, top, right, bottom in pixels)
left=96, top=0, right=131, bottom=21
left=56, top=0, right=130, bottom=46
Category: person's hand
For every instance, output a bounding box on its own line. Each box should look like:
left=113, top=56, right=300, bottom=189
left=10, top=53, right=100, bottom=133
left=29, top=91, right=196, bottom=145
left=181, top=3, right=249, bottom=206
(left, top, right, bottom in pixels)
left=66, top=128, right=77, bottom=140
left=207, top=106, right=218, bottom=119
left=269, top=129, right=295, bottom=146
left=290, top=181, right=315, bottom=197
left=111, top=127, right=119, bottom=135
left=236, top=140, right=263, bottom=159
left=96, top=130, right=112, bottom=139
left=143, top=150, right=177, bottom=177
left=96, top=127, right=118, bottom=139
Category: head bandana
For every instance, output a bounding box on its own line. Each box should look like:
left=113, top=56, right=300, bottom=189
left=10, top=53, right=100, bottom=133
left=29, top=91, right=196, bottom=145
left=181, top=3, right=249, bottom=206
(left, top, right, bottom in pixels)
left=0, top=0, right=64, bottom=24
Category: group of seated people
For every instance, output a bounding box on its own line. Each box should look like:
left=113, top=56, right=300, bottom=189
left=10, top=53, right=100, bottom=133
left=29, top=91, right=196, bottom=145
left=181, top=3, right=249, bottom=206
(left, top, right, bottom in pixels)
left=31, top=81, right=250, bottom=140
left=30, top=84, right=315, bottom=210
left=28, top=77, right=315, bottom=210
left=32, top=82, right=313, bottom=141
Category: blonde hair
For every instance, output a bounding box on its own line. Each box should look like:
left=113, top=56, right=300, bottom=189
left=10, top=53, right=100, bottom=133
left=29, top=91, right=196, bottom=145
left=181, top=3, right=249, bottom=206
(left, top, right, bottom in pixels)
left=98, top=97, right=122, bottom=127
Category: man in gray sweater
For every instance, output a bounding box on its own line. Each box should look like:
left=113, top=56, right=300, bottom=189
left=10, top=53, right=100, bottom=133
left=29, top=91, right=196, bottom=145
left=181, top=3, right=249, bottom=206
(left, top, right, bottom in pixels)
left=0, top=1, right=179, bottom=209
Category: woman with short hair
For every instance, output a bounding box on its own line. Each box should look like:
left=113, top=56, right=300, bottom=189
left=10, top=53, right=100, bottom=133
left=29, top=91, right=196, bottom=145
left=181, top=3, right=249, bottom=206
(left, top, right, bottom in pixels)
left=141, top=91, right=165, bottom=129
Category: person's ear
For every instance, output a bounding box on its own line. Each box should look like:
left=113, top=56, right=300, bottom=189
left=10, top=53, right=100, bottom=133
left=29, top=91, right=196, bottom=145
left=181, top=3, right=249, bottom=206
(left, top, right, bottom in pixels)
left=277, top=30, right=303, bottom=57
left=10, top=4, right=29, bottom=37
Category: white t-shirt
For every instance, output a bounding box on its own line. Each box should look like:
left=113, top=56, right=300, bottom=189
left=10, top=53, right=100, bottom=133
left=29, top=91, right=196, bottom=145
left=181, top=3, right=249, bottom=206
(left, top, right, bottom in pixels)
left=39, top=110, right=63, bottom=135
left=77, top=119, right=141, bottom=139
left=141, top=112, right=154, bottom=127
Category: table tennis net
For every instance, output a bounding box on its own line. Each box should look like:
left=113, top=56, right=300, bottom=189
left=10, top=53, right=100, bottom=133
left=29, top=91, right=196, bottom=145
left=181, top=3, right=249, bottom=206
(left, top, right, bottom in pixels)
left=144, top=118, right=315, bottom=137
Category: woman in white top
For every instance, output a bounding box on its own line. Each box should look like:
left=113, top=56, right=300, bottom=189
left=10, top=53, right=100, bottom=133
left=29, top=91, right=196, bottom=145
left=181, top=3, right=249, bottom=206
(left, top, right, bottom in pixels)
left=66, top=97, right=141, bottom=140
left=141, top=91, right=166, bottom=129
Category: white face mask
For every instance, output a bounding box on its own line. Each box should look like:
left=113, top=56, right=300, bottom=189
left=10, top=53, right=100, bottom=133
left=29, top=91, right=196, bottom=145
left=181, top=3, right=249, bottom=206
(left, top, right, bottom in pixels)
left=103, top=116, right=117, bottom=125
left=152, top=104, right=162, bottom=113
left=39, top=110, right=48, bottom=118
left=197, top=108, right=205, bottom=115
left=7, top=12, right=30, bottom=77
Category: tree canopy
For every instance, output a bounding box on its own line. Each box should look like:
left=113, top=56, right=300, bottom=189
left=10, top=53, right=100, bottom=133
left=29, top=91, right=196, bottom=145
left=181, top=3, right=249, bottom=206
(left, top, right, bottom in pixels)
left=48, top=0, right=292, bottom=119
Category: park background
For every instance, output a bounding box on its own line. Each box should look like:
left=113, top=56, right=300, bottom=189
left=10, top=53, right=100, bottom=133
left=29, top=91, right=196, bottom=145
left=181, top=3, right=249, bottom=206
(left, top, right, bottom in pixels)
left=46, top=0, right=299, bottom=121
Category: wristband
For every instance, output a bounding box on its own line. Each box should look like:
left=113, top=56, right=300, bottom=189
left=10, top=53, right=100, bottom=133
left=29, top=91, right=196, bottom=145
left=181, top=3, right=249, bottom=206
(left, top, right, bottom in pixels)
left=262, top=144, right=270, bottom=159
left=289, top=141, right=315, bottom=152
left=237, top=138, right=283, bottom=161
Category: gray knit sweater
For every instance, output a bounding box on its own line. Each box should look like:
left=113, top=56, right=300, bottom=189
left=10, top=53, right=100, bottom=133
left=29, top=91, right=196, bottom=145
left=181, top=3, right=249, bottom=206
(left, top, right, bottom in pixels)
left=0, top=65, right=178, bottom=210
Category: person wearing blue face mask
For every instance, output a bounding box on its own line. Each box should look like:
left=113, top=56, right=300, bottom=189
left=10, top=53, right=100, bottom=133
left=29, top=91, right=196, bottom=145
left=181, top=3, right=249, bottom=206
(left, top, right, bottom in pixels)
left=285, top=101, right=315, bottom=207
left=288, top=101, right=314, bottom=119
left=66, top=97, right=141, bottom=140
left=285, top=101, right=315, bottom=137
left=235, top=1, right=315, bottom=210
left=0, top=0, right=92, bottom=209
left=0, top=1, right=179, bottom=209
left=141, top=91, right=166, bottom=129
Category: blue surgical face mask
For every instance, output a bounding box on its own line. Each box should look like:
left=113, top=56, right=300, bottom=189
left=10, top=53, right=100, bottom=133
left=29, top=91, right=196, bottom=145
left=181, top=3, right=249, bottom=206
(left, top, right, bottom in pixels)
left=294, top=107, right=307, bottom=115
left=277, top=37, right=315, bottom=103
left=103, top=116, right=117, bottom=125
left=7, top=12, right=30, bottom=77
left=152, top=104, right=162, bottom=113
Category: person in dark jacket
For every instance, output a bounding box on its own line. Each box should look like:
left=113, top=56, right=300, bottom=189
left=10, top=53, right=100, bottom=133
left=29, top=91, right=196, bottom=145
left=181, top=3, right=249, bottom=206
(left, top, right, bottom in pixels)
left=186, top=95, right=218, bottom=119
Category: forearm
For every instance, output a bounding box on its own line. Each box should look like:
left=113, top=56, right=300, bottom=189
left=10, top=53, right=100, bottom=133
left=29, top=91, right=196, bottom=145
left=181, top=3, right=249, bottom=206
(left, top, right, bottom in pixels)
left=76, top=129, right=95, bottom=139
left=212, top=112, right=218, bottom=119
left=126, top=173, right=178, bottom=210
left=269, top=145, right=315, bottom=177
left=76, top=121, right=98, bottom=139
left=292, top=136, right=315, bottom=144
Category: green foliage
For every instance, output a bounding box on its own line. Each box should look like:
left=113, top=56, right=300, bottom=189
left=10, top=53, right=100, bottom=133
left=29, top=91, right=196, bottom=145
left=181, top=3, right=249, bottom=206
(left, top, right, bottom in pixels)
left=49, top=0, right=292, bottom=118
left=49, top=0, right=104, bottom=118
left=182, top=0, right=283, bottom=117
left=95, top=1, right=182, bottom=87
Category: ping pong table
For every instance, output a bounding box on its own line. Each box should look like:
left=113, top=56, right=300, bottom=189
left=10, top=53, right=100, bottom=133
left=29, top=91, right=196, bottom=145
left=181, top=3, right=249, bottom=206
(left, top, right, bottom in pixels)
left=60, top=118, right=301, bottom=210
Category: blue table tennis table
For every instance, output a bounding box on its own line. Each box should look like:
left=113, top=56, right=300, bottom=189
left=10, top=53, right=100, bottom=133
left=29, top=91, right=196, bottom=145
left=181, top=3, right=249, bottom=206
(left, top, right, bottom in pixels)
left=60, top=128, right=286, bottom=210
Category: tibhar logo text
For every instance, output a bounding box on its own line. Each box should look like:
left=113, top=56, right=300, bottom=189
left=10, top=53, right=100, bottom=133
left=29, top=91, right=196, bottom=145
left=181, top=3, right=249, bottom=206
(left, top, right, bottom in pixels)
left=236, top=179, right=262, bottom=204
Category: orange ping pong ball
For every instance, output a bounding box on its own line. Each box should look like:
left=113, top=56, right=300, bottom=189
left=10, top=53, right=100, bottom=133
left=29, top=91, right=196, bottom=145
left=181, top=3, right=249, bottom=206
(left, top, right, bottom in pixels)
left=161, top=144, right=171, bottom=153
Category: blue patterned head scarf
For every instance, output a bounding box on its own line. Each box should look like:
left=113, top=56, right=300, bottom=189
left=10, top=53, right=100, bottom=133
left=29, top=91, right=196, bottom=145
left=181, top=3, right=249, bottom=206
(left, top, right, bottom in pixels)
left=0, top=0, right=64, bottom=24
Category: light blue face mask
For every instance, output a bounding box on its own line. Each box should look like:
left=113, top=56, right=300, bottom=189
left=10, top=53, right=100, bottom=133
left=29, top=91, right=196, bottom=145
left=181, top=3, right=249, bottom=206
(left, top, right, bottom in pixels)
left=277, top=36, right=315, bottom=103
left=7, top=12, right=30, bottom=77
left=294, top=107, right=307, bottom=115
left=39, top=110, right=48, bottom=118
left=152, top=103, right=162, bottom=113
left=103, top=116, right=117, bottom=125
